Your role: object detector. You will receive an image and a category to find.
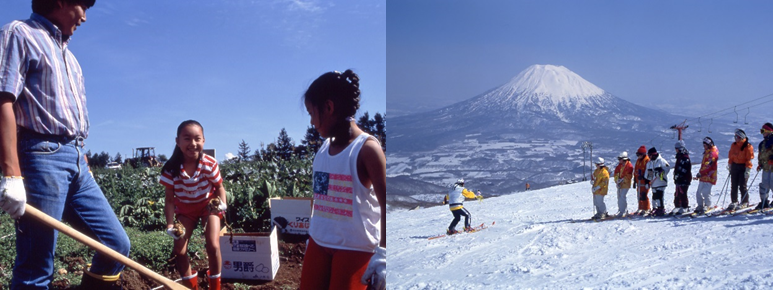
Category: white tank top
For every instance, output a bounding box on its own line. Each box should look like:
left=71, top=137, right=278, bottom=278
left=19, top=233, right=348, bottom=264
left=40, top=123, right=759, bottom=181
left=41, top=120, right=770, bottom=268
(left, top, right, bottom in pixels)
left=308, top=133, right=381, bottom=253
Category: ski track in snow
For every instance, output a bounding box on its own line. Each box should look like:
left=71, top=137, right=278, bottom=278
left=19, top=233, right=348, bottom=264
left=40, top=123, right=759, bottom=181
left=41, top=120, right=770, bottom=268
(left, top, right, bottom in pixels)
left=389, top=159, right=773, bottom=289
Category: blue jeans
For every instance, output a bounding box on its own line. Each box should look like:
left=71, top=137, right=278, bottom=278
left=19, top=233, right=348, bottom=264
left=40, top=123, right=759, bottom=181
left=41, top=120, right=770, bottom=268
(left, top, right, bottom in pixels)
left=12, top=133, right=131, bottom=289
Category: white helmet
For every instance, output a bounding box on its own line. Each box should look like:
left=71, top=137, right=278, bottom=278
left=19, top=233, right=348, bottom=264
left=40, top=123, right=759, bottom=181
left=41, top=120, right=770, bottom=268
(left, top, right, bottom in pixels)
left=595, top=157, right=605, bottom=166
left=455, top=178, right=465, bottom=185
left=617, top=151, right=628, bottom=160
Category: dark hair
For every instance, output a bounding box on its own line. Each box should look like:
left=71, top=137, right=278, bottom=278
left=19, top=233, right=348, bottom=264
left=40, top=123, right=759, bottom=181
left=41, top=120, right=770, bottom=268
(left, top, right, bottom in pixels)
left=33, top=0, right=96, bottom=16
left=161, top=120, right=204, bottom=178
left=304, top=69, right=361, bottom=120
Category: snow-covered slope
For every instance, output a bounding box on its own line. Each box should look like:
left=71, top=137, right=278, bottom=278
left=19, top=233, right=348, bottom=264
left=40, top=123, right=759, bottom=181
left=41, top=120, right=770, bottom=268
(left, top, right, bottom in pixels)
left=388, top=158, right=773, bottom=289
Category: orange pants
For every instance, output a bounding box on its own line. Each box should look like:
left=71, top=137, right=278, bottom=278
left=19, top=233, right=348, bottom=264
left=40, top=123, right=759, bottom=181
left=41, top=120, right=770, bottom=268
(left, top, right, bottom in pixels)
left=300, top=237, right=374, bottom=290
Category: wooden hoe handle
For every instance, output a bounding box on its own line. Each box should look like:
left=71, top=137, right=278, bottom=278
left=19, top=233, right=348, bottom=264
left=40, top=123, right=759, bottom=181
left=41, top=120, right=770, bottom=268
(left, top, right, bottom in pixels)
left=24, top=204, right=188, bottom=290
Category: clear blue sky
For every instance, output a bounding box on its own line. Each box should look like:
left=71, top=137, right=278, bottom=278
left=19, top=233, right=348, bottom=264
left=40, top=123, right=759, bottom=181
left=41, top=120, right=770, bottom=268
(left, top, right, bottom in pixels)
left=1, top=0, right=385, bottom=160
left=388, top=0, right=773, bottom=123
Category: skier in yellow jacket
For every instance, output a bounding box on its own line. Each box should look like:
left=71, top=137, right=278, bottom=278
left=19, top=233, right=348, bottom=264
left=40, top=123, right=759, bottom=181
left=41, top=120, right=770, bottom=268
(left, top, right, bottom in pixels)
left=591, top=157, right=610, bottom=219
left=443, top=178, right=482, bottom=235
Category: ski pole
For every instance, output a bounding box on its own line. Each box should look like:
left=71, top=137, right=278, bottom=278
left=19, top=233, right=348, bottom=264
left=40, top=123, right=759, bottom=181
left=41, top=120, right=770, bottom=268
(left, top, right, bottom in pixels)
left=740, top=169, right=760, bottom=207
left=24, top=204, right=187, bottom=290
left=718, top=172, right=732, bottom=208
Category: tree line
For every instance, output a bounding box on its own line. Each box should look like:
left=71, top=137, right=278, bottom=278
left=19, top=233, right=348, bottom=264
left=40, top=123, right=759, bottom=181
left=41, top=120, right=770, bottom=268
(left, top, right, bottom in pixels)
left=80, top=111, right=385, bottom=168
left=236, top=111, right=386, bottom=162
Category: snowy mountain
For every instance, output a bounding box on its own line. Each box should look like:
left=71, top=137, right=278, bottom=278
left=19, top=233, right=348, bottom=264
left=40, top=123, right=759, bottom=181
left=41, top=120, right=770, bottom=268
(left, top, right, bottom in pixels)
left=387, top=64, right=738, bottom=199
left=388, top=158, right=773, bottom=289
left=391, top=64, right=676, bottom=152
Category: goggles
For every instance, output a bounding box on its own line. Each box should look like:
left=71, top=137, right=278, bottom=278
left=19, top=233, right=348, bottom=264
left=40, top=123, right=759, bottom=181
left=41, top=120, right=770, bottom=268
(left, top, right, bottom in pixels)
left=761, top=128, right=773, bottom=134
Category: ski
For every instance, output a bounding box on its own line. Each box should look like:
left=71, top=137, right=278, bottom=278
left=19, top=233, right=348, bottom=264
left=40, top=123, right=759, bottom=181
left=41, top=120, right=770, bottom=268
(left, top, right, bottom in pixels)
left=707, top=205, right=753, bottom=217
left=732, top=207, right=760, bottom=216
left=427, top=222, right=493, bottom=240
left=689, top=206, right=719, bottom=218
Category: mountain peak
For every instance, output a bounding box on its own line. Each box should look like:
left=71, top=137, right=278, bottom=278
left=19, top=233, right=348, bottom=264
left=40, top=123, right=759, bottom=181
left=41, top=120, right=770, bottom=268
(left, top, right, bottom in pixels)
left=503, top=64, right=604, bottom=100
left=469, top=64, right=612, bottom=117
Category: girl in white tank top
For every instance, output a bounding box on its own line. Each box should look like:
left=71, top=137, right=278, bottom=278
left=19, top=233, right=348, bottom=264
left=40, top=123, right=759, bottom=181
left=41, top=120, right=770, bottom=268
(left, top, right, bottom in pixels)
left=299, top=70, right=386, bottom=290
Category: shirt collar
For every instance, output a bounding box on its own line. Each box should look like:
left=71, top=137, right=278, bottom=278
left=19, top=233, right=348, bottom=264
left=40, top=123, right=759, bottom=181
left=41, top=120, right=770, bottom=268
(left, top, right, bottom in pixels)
left=30, top=13, right=69, bottom=46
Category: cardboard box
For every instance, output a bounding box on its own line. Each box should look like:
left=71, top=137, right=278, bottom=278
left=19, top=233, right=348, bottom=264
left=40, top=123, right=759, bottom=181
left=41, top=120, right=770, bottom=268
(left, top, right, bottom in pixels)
left=269, top=197, right=313, bottom=235
left=220, top=227, right=280, bottom=281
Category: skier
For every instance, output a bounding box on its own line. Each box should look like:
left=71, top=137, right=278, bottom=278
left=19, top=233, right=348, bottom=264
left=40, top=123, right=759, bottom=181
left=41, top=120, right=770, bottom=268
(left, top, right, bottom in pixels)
left=633, top=146, right=651, bottom=215
left=728, top=129, right=754, bottom=210
left=672, top=140, right=692, bottom=215
left=591, top=157, right=610, bottom=219
left=694, top=137, right=718, bottom=214
left=756, top=123, right=773, bottom=210
left=442, top=178, right=481, bottom=235
left=646, top=147, right=671, bottom=216
left=613, top=152, right=633, bottom=217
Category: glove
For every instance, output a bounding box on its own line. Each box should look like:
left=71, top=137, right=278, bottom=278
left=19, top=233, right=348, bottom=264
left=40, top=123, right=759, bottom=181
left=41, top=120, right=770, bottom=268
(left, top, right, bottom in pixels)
left=361, top=247, right=385, bottom=290
left=0, top=176, right=26, bottom=219
left=166, top=227, right=180, bottom=240
left=592, top=186, right=600, bottom=192
left=208, top=197, right=227, bottom=213
left=745, top=168, right=750, bottom=180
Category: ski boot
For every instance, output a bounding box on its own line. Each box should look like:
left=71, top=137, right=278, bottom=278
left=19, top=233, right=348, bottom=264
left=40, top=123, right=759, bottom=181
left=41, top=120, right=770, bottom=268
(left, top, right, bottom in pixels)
left=447, top=229, right=459, bottom=235
left=755, top=202, right=765, bottom=210
left=464, top=226, right=473, bottom=232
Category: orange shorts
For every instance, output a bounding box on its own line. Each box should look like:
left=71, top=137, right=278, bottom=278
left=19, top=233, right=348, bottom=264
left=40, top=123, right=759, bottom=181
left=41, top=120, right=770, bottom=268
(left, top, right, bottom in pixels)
left=299, top=237, right=374, bottom=290
left=174, top=198, right=223, bottom=222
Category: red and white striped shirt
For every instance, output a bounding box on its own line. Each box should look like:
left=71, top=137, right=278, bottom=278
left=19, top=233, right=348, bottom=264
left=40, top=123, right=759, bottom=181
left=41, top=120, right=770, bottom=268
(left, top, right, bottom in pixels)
left=159, top=154, right=223, bottom=204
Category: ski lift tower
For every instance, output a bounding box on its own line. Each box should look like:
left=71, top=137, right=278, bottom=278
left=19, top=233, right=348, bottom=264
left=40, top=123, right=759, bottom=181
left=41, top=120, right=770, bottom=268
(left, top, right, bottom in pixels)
left=670, top=120, right=689, bottom=141
left=581, top=141, right=593, bottom=181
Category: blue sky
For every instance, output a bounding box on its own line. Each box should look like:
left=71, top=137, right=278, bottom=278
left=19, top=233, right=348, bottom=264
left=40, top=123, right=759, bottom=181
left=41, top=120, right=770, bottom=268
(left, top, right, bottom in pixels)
left=388, top=0, right=773, bottom=124
left=1, top=0, right=385, bottom=160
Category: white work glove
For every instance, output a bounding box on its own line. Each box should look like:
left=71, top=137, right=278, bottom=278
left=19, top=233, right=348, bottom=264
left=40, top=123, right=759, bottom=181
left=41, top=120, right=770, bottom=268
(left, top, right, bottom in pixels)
left=0, top=177, right=26, bottom=218
left=166, top=227, right=180, bottom=240
left=361, top=246, right=385, bottom=290
left=218, top=202, right=227, bottom=212
left=592, top=186, right=600, bottom=192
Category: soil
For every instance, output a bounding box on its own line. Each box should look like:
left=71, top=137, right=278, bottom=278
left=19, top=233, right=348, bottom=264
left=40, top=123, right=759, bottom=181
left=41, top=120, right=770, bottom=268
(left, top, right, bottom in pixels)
left=51, top=236, right=307, bottom=290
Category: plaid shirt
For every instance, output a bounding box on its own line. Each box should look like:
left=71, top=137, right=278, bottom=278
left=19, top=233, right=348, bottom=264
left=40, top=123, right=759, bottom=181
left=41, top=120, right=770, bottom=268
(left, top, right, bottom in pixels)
left=0, top=13, right=89, bottom=138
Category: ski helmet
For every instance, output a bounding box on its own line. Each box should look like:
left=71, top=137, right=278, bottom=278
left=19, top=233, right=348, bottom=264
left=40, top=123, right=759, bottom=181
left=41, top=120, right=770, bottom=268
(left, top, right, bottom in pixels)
left=595, top=157, right=605, bottom=166
left=617, top=151, right=628, bottom=160
left=455, top=178, right=465, bottom=185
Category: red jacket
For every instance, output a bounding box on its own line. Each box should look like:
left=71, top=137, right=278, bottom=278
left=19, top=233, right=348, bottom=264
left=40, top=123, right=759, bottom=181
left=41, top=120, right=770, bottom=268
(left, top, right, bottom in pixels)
left=699, top=146, right=719, bottom=185
left=634, top=155, right=650, bottom=185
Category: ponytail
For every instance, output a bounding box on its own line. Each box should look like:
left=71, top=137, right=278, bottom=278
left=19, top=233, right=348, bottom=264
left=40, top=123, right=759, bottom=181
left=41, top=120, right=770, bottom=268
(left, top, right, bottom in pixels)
left=304, top=69, right=361, bottom=119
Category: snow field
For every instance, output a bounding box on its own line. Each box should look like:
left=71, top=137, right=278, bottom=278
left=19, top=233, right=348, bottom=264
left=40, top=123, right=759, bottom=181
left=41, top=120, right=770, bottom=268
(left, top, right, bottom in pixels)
left=388, top=158, right=773, bottom=289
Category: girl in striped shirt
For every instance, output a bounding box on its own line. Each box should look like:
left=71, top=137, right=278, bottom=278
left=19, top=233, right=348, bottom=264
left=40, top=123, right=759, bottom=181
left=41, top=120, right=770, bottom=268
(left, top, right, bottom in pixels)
left=299, top=70, right=386, bottom=290
left=160, top=120, right=227, bottom=290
